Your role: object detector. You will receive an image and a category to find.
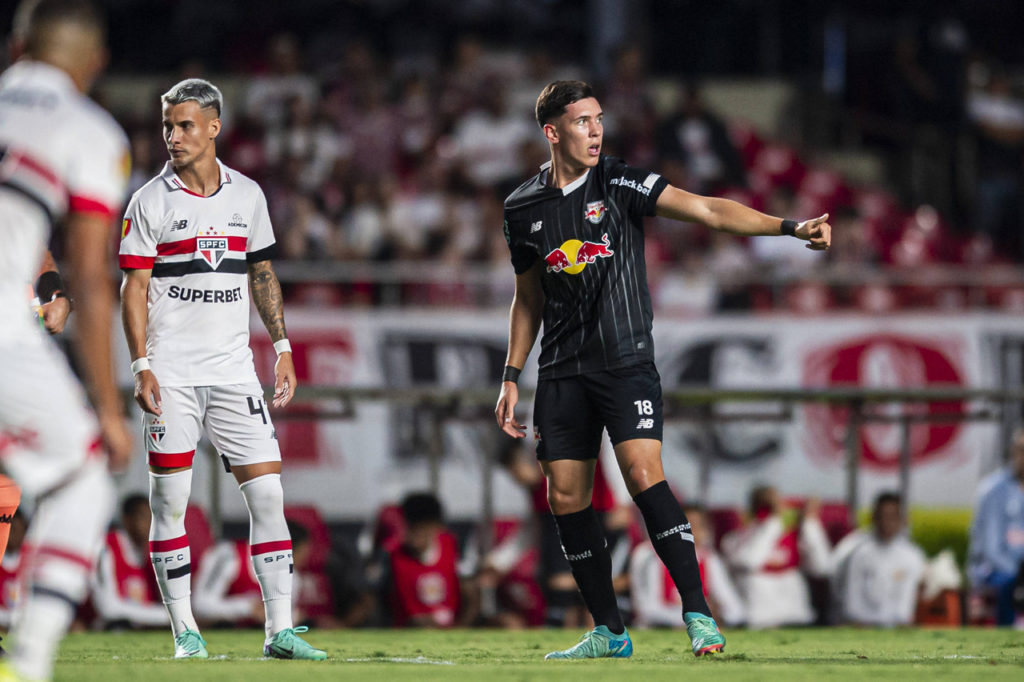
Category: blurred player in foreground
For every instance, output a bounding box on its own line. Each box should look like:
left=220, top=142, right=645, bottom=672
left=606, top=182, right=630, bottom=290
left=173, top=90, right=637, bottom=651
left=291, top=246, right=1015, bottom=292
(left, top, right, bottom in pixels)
left=495, top=80, right=830, bottom=660
left=119, top=78, right=324, bottom=660
left=0, top=1, right=132, bottom=679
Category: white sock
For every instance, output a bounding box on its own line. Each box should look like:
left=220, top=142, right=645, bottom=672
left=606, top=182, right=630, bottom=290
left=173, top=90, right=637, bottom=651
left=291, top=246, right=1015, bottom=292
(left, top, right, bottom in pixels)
left=240, top=473, right=293, bottom=639
left=149, top=470, right=198, bottom=637
left=10, top=458, right=113, bottom=681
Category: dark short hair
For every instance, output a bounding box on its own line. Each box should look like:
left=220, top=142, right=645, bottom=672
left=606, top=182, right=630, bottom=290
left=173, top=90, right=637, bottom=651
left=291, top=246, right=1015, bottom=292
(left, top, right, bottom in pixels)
left=535, top=80, right=595, bottom=127
left=401, top=492, right=443, bottom=526
left=121, top=493, right=149, bottom=518
left=748, top=484, right=775, bottom=513
left=14, top=0, right=105, bottom=54
left=873, top=491, right=902, bottom=513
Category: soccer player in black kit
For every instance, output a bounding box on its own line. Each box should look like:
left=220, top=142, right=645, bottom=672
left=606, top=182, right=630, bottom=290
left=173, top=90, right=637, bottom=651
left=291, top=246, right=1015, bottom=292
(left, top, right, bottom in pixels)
left=495, top=81, right=830, bottom=660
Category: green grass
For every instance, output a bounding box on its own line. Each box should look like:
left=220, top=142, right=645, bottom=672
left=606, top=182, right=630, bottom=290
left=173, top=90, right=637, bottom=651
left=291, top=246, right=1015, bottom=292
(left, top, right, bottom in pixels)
left=51, top=627, right=1024, bottom=681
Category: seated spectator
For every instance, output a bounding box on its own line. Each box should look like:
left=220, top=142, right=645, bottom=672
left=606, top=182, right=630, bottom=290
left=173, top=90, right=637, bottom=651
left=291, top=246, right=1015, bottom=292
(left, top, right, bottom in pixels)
left=721, top=486, right=831, bottom=628
left=91, top=494, right=168, bottom=630
left=630, top=503, right=744, bottom=628
left=0, top=510, right=28, bottom=629
left=968, top=427, right=1024, bottom=625
left=193, top=521, right=330, bottom=628
left=831, top=492, right=925, bottom=626
left=384, top=492, right=471, bottom=627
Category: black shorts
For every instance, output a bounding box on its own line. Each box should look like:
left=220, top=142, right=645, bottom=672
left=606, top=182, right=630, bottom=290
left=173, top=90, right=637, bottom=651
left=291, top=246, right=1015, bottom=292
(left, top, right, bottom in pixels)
left=534, top=362, right=663, bottom=461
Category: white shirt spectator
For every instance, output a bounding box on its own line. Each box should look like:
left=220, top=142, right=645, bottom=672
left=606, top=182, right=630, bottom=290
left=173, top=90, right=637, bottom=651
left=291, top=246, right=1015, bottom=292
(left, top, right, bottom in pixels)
left=835, top=531, right=925, bottom=626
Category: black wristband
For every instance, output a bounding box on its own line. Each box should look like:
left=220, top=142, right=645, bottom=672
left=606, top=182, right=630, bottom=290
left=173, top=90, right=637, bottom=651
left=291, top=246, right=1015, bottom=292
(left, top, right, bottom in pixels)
left=781, top=219, right=799, bottom=237
left=502, top=365, right=522, bottom=384
left=35, top=270, right=64, bottom=302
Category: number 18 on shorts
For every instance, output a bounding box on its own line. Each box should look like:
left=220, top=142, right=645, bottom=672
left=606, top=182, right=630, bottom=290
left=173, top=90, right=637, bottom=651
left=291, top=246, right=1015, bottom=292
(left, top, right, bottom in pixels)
left=533, top=362, right=663, bottom=461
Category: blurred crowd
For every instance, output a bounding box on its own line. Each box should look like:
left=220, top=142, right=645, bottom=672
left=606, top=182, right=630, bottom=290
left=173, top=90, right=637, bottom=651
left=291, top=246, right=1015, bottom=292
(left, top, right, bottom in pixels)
left=3, top=431, right=1021, bottom=633
left=107, top=27, right=1024, bottom=313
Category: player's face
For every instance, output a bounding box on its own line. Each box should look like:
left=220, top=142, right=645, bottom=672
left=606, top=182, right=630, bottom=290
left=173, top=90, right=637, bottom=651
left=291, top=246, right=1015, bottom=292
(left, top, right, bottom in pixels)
left=162, top=100, right=220, bottom=169
left=548, top=97, right=603, bottom=170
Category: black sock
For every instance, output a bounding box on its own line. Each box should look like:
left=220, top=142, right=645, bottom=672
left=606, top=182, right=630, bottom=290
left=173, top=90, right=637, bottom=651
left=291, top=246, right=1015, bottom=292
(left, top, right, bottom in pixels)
left=552, top=505, right=624, bottom=633
left=633, top=481, right=712, bottom=617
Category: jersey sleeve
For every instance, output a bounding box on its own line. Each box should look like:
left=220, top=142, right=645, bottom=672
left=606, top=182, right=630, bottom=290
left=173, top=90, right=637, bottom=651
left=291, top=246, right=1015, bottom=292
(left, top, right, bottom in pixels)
left=65, top=117, right=130, bottom=220
left=118, top=191, right=159, bottom=270
left=606, top=158, right=668, bottom=219
left=246, top=187, right=277, bottom=263
left=504, top=210, right=538, bottom=274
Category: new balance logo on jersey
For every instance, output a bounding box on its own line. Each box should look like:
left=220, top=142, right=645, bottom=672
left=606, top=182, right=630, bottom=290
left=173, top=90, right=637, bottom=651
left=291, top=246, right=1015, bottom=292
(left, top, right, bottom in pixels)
left=530, top=220, right=543, bottom=233
left=636, top=418, right=655, bottom=429
left=197, top=236, right=228, bottom=268
left=170, top=218, right=189, bottom=231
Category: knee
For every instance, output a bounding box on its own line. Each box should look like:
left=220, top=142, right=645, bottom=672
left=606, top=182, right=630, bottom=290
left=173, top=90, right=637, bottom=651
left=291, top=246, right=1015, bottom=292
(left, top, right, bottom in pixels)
left=546, top=484, right=589, bottom=515
left=622, top=462, right=663, bottom=495
left=149, top=472, right=191, bottom=518
left=240, top=473, right=284, bottom=517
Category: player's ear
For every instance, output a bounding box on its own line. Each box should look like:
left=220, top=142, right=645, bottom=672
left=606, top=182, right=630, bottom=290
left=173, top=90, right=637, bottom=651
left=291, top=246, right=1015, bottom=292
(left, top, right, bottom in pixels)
left=209, top=116, right=221, bottom=140
left=543, top=122, right=558, bottom=144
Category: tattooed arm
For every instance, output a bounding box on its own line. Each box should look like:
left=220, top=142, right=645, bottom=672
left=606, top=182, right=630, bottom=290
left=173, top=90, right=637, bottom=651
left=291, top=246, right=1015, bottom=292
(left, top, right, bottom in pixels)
left=248, top=260, right=295, bottom=407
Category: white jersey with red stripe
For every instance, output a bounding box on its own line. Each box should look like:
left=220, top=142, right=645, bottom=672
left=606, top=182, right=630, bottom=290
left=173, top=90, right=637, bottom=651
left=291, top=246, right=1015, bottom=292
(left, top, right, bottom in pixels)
left=0, top=61, right=128, bottom=342
left=118, top=160, right=276, bottom=387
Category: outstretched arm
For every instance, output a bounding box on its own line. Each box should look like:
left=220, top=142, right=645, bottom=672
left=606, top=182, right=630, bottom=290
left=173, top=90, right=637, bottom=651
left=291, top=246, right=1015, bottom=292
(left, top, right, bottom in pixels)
left=248, top=260, right=295, bottom=407
left=655, top=185, right=831, bottom=250
left=495, top=260, right=545, bottom=439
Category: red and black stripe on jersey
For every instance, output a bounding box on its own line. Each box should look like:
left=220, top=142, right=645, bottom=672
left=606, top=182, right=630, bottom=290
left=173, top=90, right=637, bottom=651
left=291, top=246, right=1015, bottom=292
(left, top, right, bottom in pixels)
left=503, top=156, right=668, bottom=379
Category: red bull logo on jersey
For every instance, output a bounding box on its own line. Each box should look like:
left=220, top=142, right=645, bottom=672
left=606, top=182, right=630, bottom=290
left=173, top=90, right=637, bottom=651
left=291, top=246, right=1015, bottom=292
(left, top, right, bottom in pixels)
left=544, top=233, right=614, bottom=274
left=584, top=200, right=606, bottom=224
left=198, top=236, right=229, bottom=269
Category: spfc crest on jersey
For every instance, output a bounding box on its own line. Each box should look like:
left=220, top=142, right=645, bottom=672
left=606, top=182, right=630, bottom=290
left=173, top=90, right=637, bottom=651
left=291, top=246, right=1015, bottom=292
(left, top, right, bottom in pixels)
left=584, top=200, right=606, bottom=224
left=198, top=236, right=229, bottom=269
left=148, top=418, right=166, bottom=444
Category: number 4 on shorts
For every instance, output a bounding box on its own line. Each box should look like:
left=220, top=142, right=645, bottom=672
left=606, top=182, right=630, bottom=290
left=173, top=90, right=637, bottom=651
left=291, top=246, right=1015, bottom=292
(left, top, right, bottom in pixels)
left=247, top=396, right=268, bottom=424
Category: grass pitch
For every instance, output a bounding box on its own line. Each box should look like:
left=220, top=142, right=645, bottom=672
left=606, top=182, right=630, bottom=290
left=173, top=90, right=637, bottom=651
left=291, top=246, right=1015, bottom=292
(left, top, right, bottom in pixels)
left=54, top=626, right=1024, bottom=681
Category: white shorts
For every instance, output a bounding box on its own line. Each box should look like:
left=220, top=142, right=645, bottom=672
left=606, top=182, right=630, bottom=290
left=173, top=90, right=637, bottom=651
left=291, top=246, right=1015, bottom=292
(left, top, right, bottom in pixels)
left=0, top=337, right=102, bottom=495
left=144, top=383, right=281, bottom=470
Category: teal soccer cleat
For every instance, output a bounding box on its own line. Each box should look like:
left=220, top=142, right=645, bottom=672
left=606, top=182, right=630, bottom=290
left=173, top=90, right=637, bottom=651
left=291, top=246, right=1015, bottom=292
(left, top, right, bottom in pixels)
left=173, top=628, right=209, bottom=659
left=684, top=612, right=725, bottom=657
left=544, top=625, right=633, bottom=660
left=263, top=626, right=327, bottom=660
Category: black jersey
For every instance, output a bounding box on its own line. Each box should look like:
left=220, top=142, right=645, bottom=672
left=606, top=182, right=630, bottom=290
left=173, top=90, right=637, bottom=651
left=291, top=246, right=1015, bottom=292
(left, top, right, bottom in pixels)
left=504, top=155, right=669, bottom=379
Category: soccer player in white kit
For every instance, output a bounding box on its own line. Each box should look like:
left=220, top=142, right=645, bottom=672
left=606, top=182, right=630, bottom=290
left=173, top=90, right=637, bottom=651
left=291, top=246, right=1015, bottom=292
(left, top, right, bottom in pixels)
left=119, top=78, right=326, bottom=661
left=0, top=1, right=133, bottom=680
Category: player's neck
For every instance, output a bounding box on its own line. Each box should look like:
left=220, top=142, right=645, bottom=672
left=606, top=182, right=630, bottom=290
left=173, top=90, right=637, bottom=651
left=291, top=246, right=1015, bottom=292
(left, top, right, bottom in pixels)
left=173, top=154, right=221, bottom=197
left=547, top=153, right=589, bottom=189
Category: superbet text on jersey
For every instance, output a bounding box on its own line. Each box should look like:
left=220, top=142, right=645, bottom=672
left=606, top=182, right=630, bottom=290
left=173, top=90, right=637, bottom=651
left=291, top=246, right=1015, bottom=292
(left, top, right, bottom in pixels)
left=118, top=161, right=276, bottom=387
left=503, top=156, right=668, bottom=379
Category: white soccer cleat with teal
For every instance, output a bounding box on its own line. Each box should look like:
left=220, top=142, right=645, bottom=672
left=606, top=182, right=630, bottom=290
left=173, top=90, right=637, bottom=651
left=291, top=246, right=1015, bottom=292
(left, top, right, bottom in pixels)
left=544, top=625, right=633, bottom=660
left=173, top=628, right=209, bottom=659
left=263, top=626, right=327, bottom=661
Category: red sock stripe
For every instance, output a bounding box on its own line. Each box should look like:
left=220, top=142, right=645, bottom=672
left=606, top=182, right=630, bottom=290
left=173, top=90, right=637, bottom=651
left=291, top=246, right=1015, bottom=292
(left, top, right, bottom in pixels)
left=29, top=544, right=93, bottom=571
left=149, top=535, right=189, bottom=553
left=148, top=450, right=196, bottom=468
left=250, top=540, right=292, bottom=556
